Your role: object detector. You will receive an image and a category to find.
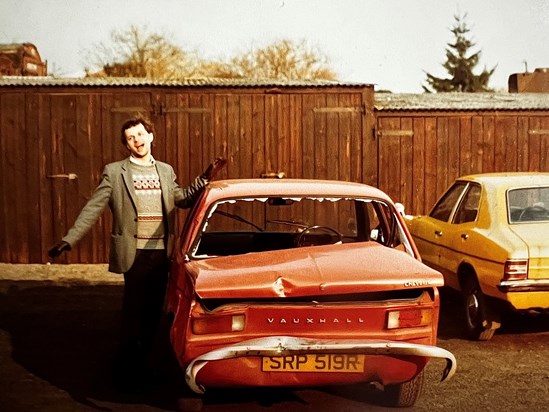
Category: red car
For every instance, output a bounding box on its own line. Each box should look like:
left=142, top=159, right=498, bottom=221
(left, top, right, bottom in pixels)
left=166, top=179, right=456, bottom=407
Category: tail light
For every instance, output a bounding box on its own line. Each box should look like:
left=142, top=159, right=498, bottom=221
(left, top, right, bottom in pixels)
left=386, top=308, right=433, bottom=329
left=192, top=314, right=245, bottom=335
left=503, top=259, right=528, bottom=281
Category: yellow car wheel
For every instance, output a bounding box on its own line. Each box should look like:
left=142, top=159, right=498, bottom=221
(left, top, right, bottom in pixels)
left=463, top=276, right=497, bottom=341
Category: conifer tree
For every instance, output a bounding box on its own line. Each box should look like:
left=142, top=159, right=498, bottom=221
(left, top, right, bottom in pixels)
left=423, top=14, right=496, bottom=92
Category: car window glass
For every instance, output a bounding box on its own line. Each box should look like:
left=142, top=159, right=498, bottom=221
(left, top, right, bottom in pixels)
left=430, top=182, right=467, bottom=222
left=508, top=186, right=549, bottom=223
left=192, top=197, right=414, bottom=258
left=453, top=184, right=481, bottom=224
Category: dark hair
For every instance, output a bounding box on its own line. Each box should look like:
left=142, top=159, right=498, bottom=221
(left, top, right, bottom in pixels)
left=120, top=116, right=155, bottom=145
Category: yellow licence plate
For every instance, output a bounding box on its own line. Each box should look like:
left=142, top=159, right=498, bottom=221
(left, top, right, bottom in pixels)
left=262, top=354, right=365, bottom=373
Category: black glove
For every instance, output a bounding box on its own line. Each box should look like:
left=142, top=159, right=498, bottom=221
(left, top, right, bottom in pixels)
left=202, top=157, right=227, bottom=181
left=48, top=240, right=71, bottom=258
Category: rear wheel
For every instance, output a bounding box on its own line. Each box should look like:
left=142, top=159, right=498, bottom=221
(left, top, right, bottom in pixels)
left=177, top=396, right=203, bottom=412
left=462, top=276, right=499, bottom=341
left=384, top=370, right=424, bottom=407
left=177, top=383, right=205, bottom=412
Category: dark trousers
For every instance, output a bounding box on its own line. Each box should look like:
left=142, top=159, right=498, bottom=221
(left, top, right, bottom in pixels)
left=114, top=249, right=169, bottom=386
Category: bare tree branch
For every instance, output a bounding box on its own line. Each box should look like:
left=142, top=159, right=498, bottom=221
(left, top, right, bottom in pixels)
left=85, top=25, right=199, bottom=79
left=199, top=39, right=337, bottom=80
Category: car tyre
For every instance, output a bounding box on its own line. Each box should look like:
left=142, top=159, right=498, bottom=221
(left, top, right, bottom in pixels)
left=463, top=277, right=498, bottom=341
left=177, top=395, right=204, bottom=411
left=384, top=370, right=424, bottom=407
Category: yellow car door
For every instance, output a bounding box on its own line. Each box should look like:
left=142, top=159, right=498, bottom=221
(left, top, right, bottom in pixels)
left=438, top=184, right=482, bottom=290
left=409, top=182, right=468, bottom=274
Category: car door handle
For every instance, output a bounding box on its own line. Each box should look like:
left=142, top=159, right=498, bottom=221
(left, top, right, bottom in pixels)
left=434, top=230, right=443, bottom=236
left=461, top=234, right=469, bottom=240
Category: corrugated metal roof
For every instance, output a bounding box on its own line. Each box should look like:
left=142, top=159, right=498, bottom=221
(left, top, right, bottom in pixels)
left=0, top=76, right=371, bottom=88
left=374, top=92, right=549, bottom=111
left=2, top=77, right=548, bottom=110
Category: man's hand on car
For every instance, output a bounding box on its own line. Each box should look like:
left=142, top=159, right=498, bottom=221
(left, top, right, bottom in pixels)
left=202, top=157, right=227, bottom=181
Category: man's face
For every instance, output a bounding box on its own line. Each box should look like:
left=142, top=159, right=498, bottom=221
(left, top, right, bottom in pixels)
left=124, top=123, right=153, bottom=159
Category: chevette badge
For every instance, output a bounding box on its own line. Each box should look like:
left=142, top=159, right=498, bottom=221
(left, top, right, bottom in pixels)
left=404, top=280, right=431, bottom=287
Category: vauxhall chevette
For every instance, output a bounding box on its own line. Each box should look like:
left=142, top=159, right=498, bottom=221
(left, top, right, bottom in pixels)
left=165, top=178, right=456, bottom=407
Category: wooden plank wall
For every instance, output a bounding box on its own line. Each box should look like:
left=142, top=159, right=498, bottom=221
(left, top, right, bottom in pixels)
left=0, top=87, right=370, bottom=263
left=377, top=112, right=549, bottom=216
left=4, top=86, right=549, bottom=264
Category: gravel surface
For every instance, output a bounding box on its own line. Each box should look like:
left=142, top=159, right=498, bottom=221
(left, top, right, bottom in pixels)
left=1, top=264, right=548, bottom=411
left=0, top=263, right=121, bottom=285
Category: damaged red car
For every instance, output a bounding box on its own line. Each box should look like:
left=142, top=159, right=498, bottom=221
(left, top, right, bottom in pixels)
left=165, top=179, right=456, bottom=407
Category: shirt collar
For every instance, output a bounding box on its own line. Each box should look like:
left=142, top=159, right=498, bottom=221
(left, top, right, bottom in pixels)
left=129, top=155, right=156, bottom=166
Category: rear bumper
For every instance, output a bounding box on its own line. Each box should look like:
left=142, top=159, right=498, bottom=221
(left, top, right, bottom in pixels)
left=498, top=279, right=549, bottom=293
left=185, top=335, right=456, bottom=394
left=496, top=279, right=549, bottom=310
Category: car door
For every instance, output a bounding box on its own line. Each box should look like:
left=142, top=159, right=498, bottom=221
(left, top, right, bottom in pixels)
left=438, top=183, right=482, bottom=289
left=411, top=182, right=468, bottom=270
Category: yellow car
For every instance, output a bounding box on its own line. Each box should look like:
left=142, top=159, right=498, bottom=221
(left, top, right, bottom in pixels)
left=405, top=173, right=549, bottom=340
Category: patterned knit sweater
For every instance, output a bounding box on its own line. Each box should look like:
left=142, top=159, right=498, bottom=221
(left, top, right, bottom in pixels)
left=129, top=162, right=165, bottom=250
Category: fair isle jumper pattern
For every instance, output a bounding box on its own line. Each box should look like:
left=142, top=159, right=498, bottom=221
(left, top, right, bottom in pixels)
left=130, top=163, right=165, bottom=250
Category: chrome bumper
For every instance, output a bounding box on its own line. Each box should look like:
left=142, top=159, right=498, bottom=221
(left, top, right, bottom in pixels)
left=498, top=279, right=549, bottom=293
left=185, top=335, right=457, bottom=394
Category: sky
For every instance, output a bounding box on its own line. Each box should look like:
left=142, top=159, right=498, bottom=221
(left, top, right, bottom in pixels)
left=1, top=0, right=548, bottom=93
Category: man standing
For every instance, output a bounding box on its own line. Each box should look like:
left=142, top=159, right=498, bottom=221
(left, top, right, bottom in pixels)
left=48, top=116, right=225, bottom=391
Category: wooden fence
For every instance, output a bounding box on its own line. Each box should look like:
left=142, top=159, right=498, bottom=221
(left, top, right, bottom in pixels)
left=2, top=81, right=549, bottom=264
left=376, top=111, right=549, bottom=216
left=0, top=82, right=375, bottom=263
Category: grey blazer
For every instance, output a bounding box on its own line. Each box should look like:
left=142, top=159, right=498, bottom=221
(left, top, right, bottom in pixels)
left=63, top=158, right=206, bottom=273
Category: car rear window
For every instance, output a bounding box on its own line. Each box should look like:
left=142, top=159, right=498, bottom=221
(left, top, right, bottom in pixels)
left=508, top=187, right=549, bottom=223
left=191, top=196, right=414, bottom=258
